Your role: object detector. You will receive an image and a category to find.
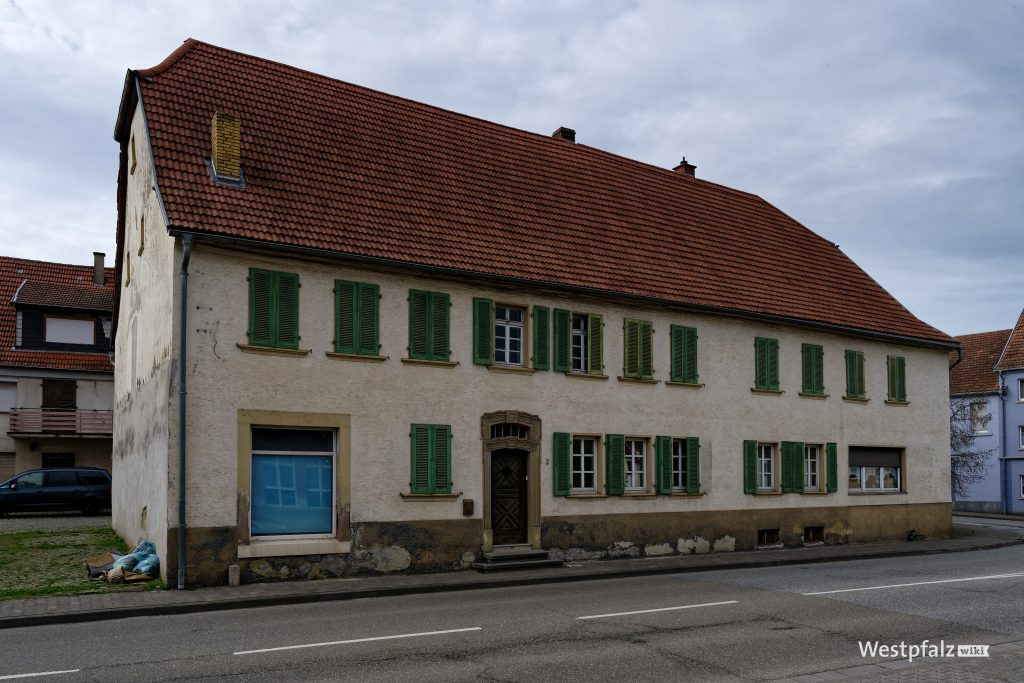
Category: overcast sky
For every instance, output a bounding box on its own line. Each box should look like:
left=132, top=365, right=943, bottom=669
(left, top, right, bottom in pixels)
left=1, top=1, right=1021, bottom=336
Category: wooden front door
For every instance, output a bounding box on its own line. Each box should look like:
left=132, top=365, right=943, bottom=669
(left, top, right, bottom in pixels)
left=491, top=449, right=528, bottom=545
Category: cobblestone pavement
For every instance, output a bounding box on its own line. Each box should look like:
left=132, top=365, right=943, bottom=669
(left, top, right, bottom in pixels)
left=0, top=512, right=111, bottom=532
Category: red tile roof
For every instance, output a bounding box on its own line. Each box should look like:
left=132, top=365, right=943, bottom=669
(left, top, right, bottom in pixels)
left=118, top=39, right=952, bottom=346
left=996, top=308, right=1024, bottom=371
left=949, top=329, right=1012, bottom=395
left=13, top=280, right=113, bottom=312
left=0, top=256, right=114, bottom=373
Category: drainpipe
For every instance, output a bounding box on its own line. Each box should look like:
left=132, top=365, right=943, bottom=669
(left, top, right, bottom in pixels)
left=177, top=234, right=193, bottom=590
left=998, top=370, right=1008, bottom=514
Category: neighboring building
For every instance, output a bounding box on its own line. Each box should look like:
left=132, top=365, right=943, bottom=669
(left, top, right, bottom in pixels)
left=0, top=255, right=114, bottom=483
left=949, top=328, right=1012, bottom=512
left=112, top=40, right=957, bottom=587
left=950, top=309, right=1024, bottom=515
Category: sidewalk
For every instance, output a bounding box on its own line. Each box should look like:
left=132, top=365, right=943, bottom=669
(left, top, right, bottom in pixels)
left=2, top=523, right=1021, bottom=630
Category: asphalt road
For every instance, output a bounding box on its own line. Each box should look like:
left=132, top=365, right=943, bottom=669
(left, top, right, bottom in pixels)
left=2, top=544, right=1023, bottom=681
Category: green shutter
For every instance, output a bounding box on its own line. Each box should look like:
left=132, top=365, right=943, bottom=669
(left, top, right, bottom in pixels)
left=897, top=356, right=906, bottom=402
left=357, top=283, right=379, bottom=355
left=334, top=280, right=357, bottom=353
left=624, top=319, right=639, bottom=377
left=430, top=292, right=450, bottom=361
left=802, top=344, right=823, bottom=394
left=683, top=326, right=698, bottom=383
left=754, top=338, right=767, bottom=389
left=432, top=425, right=452, bottom=494
left=670, top=325, right=684, bottom=382
left=248, top=268, right=273, bottom=347
left=588, top=314, right=603, bottom=374
left=473, top=298, right=495, bottom=365
left=408, top=289, right=429, bottom=359
left=685, top=437, right=700, bottom=494
left=846, top=350, right=864, bottom=398
left=410, top=424, right=431, bottom=493
left=781, top=441, right=803, bottom=493
left=275, top=272, right=300, bottom=349
left=552, top=432, right=571, bottom=496
left=826, top=442, right=838, bottom=492
left=639, top=321, right=653, bottom=378
left=655, top=435, right=672, bottom=494
left=743, top=440, right=757, bottom=494
left=533, top=306, right=550, bottom=370
left=767, top=338, right=779, bottom=390
left=856, top=351, right=865, bottom=398
left=605, top=434, right=625, bottom=495
left=552, top=308, right=570, bottom=371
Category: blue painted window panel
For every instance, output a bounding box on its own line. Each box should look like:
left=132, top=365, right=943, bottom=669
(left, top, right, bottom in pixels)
left=251, top=454, right=332, bottom=536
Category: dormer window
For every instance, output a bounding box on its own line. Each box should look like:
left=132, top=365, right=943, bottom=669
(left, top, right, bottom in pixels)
left=45, top=316, right=95, bottom=345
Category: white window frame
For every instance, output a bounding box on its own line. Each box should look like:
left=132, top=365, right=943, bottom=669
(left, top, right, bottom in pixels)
left=849, top=465, right=901, bottom=492
left=672, top=438, right=687, bottom=492
left=970, top=401, right=990, bottom=434
left=571, top=314, right=588, bottom=373
left=1018, top=378, right=1024, bottom=403
left=1019, top=474, right=1024, bottom=499
left=494, top=305, right=525, bottom=367
left=571, top=436, right=597, bottom=494
left=0, top=381, right=15, bottom=413
left=757, top=443, right=775, bottom=491
left=804, top=445, right=820, bottom=491
left=624, top=438, right=647, bottom=492
left=1019, top=426, right=1024, bottom=450
left=44, top=316, right=95, bottom=345
left=250, top=428, right=337, bottom=540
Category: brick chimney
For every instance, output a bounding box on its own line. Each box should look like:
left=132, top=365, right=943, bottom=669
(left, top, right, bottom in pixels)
left=673, top=157, right=697, bottom=177
left=211, top=112, right=241, bottom=179
left=93, top=252, right=105, bottom=285
left=551, top=126, right=576, bottom=142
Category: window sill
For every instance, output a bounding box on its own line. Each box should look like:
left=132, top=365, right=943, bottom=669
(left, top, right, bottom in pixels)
left=401, top=358, right=459, bottom=367
left=238, top=538, right=350, bottom=559
left=798, top=392, right=829, bottom=400
left=848, top=490, right=905, bottom=495
left=399, top=492, right=462, bottom=500
left=237, top=343, right=311, bottom=357
left=752, top=491, right=783, bottom=496
left=750, top=388, right=783, bottom=396
left=564, top=372, right=609, bottom=381
left=842, top=396, right=870, bottom=404
left=801, top=491, right=830, bottom=496
left=617, top=376, right=659, bottom=385
left=666, top=381, right=704, bottom=389
left=325, top=352, right=388, bottom=362
left=621, top=492, right=658, bottom=499
left=486, top=365, right=535, bottom=375
left=669, top=492, right=703, bottom=498
left=568, top=493, right=607, bottom=499
left=884, top=400, right=910, bottom=406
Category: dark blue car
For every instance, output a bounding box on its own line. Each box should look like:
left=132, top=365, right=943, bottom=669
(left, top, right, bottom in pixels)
left=0, top=467, right=111, bottom=515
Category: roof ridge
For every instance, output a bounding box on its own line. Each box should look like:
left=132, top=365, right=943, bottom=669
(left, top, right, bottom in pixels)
left=134, top=37, right=200, bottom=78
left=954, top=328, right=1014, bottom=340
left=994, top=307, right=1024, bottom=371
left=0, top=255, right=114, bottom=273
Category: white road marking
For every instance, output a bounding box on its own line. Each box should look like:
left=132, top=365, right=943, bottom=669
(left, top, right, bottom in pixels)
left=577, top=600, right=738, bottom=620
left=234, top=627, right=483, bottom=655
left=0, top=671, right=80, bottom=681
left=804, top=572, right=1024, bottom=596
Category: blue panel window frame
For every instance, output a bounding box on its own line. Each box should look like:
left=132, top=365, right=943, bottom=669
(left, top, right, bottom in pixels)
left=251, top=427, right=336, bottom=538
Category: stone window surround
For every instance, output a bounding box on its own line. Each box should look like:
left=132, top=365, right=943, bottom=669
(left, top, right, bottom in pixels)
left=236, top=409, right=351, bottom=559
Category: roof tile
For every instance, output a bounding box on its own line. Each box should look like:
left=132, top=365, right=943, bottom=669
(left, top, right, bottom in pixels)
left=949, top=329, right=1012, bottom=395
left=129, top=40, right=951, bottom=344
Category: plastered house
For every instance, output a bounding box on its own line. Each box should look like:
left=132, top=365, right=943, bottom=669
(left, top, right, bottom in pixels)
left=112, top=40, right=956, bottom=587
left=0, top=255, right=114, bottom=483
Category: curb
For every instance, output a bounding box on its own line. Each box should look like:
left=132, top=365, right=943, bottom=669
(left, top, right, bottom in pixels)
left=2, top=534, right=1021, bottom=630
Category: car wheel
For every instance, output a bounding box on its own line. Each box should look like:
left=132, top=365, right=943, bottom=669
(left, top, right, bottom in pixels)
left=81, top=499, right=100, bottom=516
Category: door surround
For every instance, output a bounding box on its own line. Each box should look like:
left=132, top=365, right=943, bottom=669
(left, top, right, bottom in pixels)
left=480, top=410, right=541, bottom=552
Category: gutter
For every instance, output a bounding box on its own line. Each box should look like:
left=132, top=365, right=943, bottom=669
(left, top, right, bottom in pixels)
left=999, top=369, right=1009, bottom=514
left=177, top=234, right=194, bottom=589
left=166, top=228, right=958, bottom=351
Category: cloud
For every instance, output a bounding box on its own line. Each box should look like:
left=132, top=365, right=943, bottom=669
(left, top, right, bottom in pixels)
left=0, top=0, right=1021, bottom=333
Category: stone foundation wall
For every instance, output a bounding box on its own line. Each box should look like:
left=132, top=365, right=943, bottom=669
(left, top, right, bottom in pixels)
left=169, top=503, right=951, bottom=586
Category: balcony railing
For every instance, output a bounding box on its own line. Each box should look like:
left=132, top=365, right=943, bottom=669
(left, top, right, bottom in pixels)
left=8, top=409, right=113, bottom=436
